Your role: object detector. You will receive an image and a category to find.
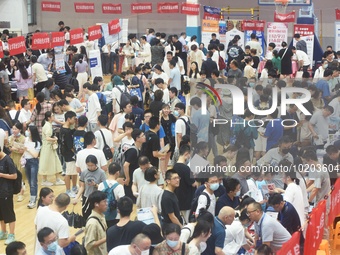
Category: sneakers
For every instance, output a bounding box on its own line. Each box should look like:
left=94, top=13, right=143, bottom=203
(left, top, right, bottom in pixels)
left=0, top=231, right=7, bottom=240
left=66, top=190, right=76, bottom=198
left=17, top=195, right=24, bottom=202
left=72, top=186, right=78, bottom=194
left=27, top=201, right=36, bottom=209
left=41, top=180, right=53, bottom=186
left=55, top=179, right=65, bottom=186
left=4, top=234, right=15, bottom=245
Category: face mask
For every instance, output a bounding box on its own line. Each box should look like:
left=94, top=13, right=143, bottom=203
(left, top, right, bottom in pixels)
left=323, top=64, right=328, bottom=69
left=236, top=190, right=241, bottom=197
left=267, top=79, right=273, bottom=84
left=47, top=241, right=58, bottom=253
left=210, top=183, right=219, bottom=191
left=251, top=62, right=254, bottom=66
left=166, top=239, right=179, bottom=248
left=173, top=110, right=180, bottom=117
left=249, top=82, right=255, bottom=88
left=200, top=242, right=207, bottom=252
left=281, top=148, right=290, bottom=154
left=140, top=249, right=149, bottom=255
left=243, top=223, right=250, bottom=228
left=25, top=130, right=30, bottom=137
left=15, top=132, right=21, bottom=137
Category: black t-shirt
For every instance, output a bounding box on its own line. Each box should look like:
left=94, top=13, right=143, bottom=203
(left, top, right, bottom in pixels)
left=142, top=131, right=160, bottom=168
left=173, top=41, right=182, bottom=56
left=0, top=155, right=17, bottom=198
left=124, top=147, right=140, bottom=184
left=60, top=127, right=75, bottom=162
left=174, top=163, right=196, bottom=210
left=161, top=114, right=176, bottom=144
left=161, top=190, right=183, bottom=225
left=149, top=101, right=163, bottom=118
left=73, top=130, right=86, bottom=154
left=323, top=154, right=340, bottom=179
left=106, top=220, right=146, bottom=252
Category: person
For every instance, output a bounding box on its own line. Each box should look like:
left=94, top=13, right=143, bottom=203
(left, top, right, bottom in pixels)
left=169, top=59, right=181, bottom=91
left=246, top=202, right=291, bottom=253
left=174, top=102, right=189, bottom=151
left=106, top=196, right=148, bottom=252
left=73, top=155, right=107, bottom=221
left=0, top=62, right=11, bottom=103
left=169, top=87, right=182, bottom=112
left=215, top=178, right=241, bottom=214
left=14, top=60, right=33, bottom=103
left=210, top=33, right=220, bottom=45
left=73, top=115, right=88, bottom=154
left=151, top=39, right=164, bottom=66
left=154, top=78, right=169, bottom=104
left=108, top=233, right=151, bottom=255
left=244, top=57, right=256, bottom=79
left=121, top=40, right=135, bottom=71
left=83, top=83, right=102, bottom=132
left=5, top=241, right=26, bottom=255
left=278, top=42, right=293, bottom=78
left=255, top=244, right=273, bottom=255
left=94, top=114, right=114, bottom=155
left=161, top=169, right=183, bottom=227
left=271, top=50, right=281, bottom=74
left=324, top=50, right=339, bottom=70
left=75, top=54, right=89, bottom=101
left=263, top=108, right=283, bottom=152
left=201, top=51, right=218, bottom=78
left=18, top=99, right=32, bottom=130
left=315, top=69, right=333, bottom=104
left=149, top=90, right=164, bottom=118
left=36, top=227, right=65, bottom=255
left=23, top=125, right=42, bottom=209
left=227, top=38, right=245, bottom=67
left=323, top=145, right=340, bottom=185
left=188, top=45, right=204, bottom=71
left=37, top=187, right=54, bottom=208
left=28, top=92, right=52, bottom=134
left=195, top=175, right=219, bottom=217
left=31, top=55, right=48, bottom=93
left=0, top=146, right=18, bottom=245
left=190, top=97, right=210, bottom=143
left=35, top=193, right=76, bottom=250
left=153, top=223, right=189, bottom=255
left=246, top=33, right=262, bottom=56
left=293, top=33, right=307, bottom=54
left=313, top=59, right=328, bottom=82
left=292, top=46, right=310, bottom=73
left=84, top=191, right=108, bottom=255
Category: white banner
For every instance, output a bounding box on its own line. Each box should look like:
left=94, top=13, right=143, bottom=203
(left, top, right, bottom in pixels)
left=88, top=49, right=103, bottom=83
left=266, top=22, right=288, bottom=50
left=54, top=46, right=65, bottom=73
left=225, top=28, right=245, bottom=50
left=336, top=22, right=340, bottom=52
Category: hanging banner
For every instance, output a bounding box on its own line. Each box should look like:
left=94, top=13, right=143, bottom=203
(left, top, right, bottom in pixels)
left=277, top=231, right=301, bottom=255
left=70, top=28, right=84, bottom=45
left=131, top=3, right=152, bottom=14
left=41, top=1, right=61, bottom=12
left=267, top=22, right=288, bottom=47
left=329, top=179, right=340, bottom=226
left=336, top=9, right=340, bottom=20
left=293, top=24, right=314, bottom=68
left=304, top=200, right=326, bottom=255
left=31, top=33, right=50, bottom=50
left=0, top=42, right=4, bottom=59
left=242, top=20, right=266, bottom=31
left=54, top=46, right=66, bottom=73
left=226, top=26, right=245, bottom=50
left=274, top=11, right=296, bottom=23
left=157, top=2, right=179, bottom=13
left=89, top=49, right=103, bottom=83
left=245, top=30, right=265, bottom=57
left=8, top=36, right=26, bottom=56
left=88, top=25, right=102, bottom=41
left=102, top=3, right=122, bottom=14
left=51, top=32, right=65, bottom=47
left=108, top=19, right=121, bottom=35
left=335, top=22, right=340, bottom=53
left=203, top=6, right=221, bottom=21
left=201, top=19, right=219, bottom=46
left=293, top=24, right=314, bottom=36
left=219, top=21, right=227, bottom=45
left=74, top=2, right=95, bottom=13
left=181, top=3, right=200, bottom=15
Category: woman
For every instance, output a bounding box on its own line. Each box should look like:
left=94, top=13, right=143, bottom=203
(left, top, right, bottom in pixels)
left=161, top=104, right=176, bottom=168
left=199, top=43, right=208, bottom=56
left=23, top=125, right=42, bottom=208
left=7, top=58, right=17, bottom=81
left=243, top=57, right=256, bottom=80
left=164, top=36, right=176, bottom=58
left=65, top=92, right=85, bottom=116
left=121, top=40, right=134, bottom=71
left=152, top=65, right=169, bottom=88
left=278, top=41, right=293, bottom=78
left=188, top=221, right=211, bottom=255
left=74, top=155, right=106, bottom=221
left=271, top=50, right=281, bottom=75
left=14, top=60, right=33, bottom=103
left=29, top=92, right=52, bottom=134
left=75, top=54, right=89, bottom=101
left=153, top=223, right=189, bottom=255
left=309, top=85, right=324, bottom=110
left=260, top=60, right=275, bottom=86
left=0, top=62, right=11, bottom=103
left=79, top=45, right=88, bottom=63
left=8, top=122, right=26, bottom=202
left=38, top=111, right=64, bottom=186
left=189, top=62, right=201, bottom=79
left=149, top=90, right=164, bottom=118
left=37, top=187, right=54, bottom=208
left=0, top=106, right=12, bottom=137
left=313, top=59, right=328, bottom=82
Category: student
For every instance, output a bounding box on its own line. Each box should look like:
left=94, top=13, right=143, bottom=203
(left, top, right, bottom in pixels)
left=94, top=115, right=114, bottom=157
left=73, top=116, right=88, bottom=154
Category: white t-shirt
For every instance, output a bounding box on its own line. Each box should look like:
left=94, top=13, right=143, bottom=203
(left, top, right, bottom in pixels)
left=111, top=85, right=127, bottom=113
left=32, top=63, right=48, bottom=83
left=246, top=40, right=263, bottom=56
left=195, top=190, right=216, bottom=216
left=132, top=167, right=165, bottom=190
left=0, top=129, right=6, bottom=151
left=152, top=72, right=169, bottom=86
left=175, top=116, right=189, bottom=148
left=8, top=109, right=17, bottom=120
left=86, top=93, right=101, bottom=123
left=70, top=98, right=85, bottom=116
left=223, top=220, right=247, bottom=255
left=283, top=182, right=305, bottom=225
left=295, top=50, right=310, bottom=66
left=120, top=137, right=135, bottom=151
left=18, top=108, right=32, bottom=124
left=108, top=245, right=132, bottom=255
left=75, top=148, right=107, bottom=172
left=95, top=128, right=114, bottom=151
left=23, top=138, right=41, bottom=159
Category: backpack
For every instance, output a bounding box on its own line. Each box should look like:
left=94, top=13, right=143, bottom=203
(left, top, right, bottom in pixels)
left=218, top=52, right=226, bottom=70
left=116, top=85, right=132, bottom=108
left=5, top=156, right=22, bottom=195
left=116, top=146, right=139, bottom=177
left=9, top=111, right=20, bottom=124
left=102, top=181, right=120, bottom=221
left=179, top=117, right=198, bottom=148
left=188, top=192, right=211, bottom=223
left=233, top=126, right=251, bottom=149
left=99, top=130, right=113, bottom=160
left=98, top=93, right=108, bottom=116
left=69, top=77, right=79, bottom=92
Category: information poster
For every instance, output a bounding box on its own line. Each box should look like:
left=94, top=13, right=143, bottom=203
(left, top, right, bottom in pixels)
left=54, top=46, right=65, bottom=73
left=89, top=49, right=103, bottom=82
left=266, top=22, right=288, bottom=50
left=201, top=19, right=219, bottom=47
left=335, top=22, right=340, bottom=52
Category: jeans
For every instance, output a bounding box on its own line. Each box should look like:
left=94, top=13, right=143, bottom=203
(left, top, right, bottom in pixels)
left=110, top=52, right=119, bottom=73
left=25, top=158, right=39, bottom=197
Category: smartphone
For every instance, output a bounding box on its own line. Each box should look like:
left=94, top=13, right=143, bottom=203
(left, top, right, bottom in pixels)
left=75, top=229, right=84, bottom=236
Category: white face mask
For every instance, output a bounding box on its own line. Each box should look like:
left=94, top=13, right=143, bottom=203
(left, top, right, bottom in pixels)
left=236, top=190, right=241, bottom=197
left=141, top=249, right=149, bottom=255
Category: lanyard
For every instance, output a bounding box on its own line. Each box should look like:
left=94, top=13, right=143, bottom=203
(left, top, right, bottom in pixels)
left=258, top=214, right=266, bottom=239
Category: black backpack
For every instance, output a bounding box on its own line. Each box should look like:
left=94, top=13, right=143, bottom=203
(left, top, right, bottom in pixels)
left=234, top=126, right=251, bottom=149
left=5, top=156, right=22, bottom=195
left=188, top=192, right=211, bottom=223
left=179, top=117, right=198, bottom=148
left=99, top=130, right=113, bottom=160
left=116, top=85, right=131, bottom=108
left=98, top=93, right=108, bottom=116
left=69, top=77, right=79, bottom=92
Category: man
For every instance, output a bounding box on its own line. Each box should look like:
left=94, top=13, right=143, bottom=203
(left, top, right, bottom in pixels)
left=31, top=55, right=48, bottom=93
left=58, top=21, right=65, bottom=31
left=84, top=83, right=102, bottom=132
left=168, top=59, right=181, bottom=92
left=73, top=115, right=88, bottom=154
left=169, top=87, right=182, bottom=112
left=324, top=50, right=339, bottom=70
left=329, top=68, right=340, bottom=94
left=227, top=38, right=245, bottom=67
left=195, top=174, right=219, bottom=216
left=215, top=178, right=241, bottom=214
left=179, top=32, right=189, bottom=74
left=246, top=33, right=262, bottom=57
left=161, top=169, right=183, bottom=227
left=36, top=227, right=65, bottom=255
left=5, top=241, right=26, bottom=255
left=108, top=234, right=151, bottom=255
left=84, top=191, right=108, bottom=255
left=75, top=131, right=108, bottom=173
left=280, top=104, right=300, bottom=140
left=323, top=45, right=337, bottom=59
left=174, top=102, right=189, bottom=150
left=18, top=99, right=32, bottom=129
left=263, top=108, right=284, bottom=152
left=201, top=51, right=218, bottom=78
left=117, top=101, right=133, bottom=134
left=190, top=97, right=210, bottom=143
left=146, top=28, right=155, bottom=43
left=60, top=111, right=78, bottom=198
left=203, top=206, right=235, bottom=255
left=292, top=46, right=310, bottom=72
left=139, top=36, right=151, bottom=64
left=35, top=193, right=76, bottom=250
left=232, top=158, right=251, bottom=196
left=315, top=69, right=333, bottom=104
left=294, top=33, right=307, bottom=54
left=0, top=147, right=17, bottom=245
left=209, top=33, right=220, bottom=45
left=94, top=115, right=114, bottom=155
left=172, top=35, right=182, bottom=58
left=247, top=202, right=291, bottom=253
left=323, top=145, right=340, bottom=185
left=37, top=49, right=54, bottom=71
left=268, top=193, right=301, bottom=235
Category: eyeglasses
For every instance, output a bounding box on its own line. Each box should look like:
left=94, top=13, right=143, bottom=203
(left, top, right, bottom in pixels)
left=171, top=176, right=181, bottom=180
left=246, top=210, right=257, bottom=216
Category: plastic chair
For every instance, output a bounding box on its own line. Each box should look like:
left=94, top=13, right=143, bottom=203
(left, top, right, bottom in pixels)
left=15, top=104, right=21, bottom=111
left=30, top=98, right=38, bottom=110
left=333, top=221, right=340, bottom=249
left=318, top=239, right=329, bottom=255
left=316, top=251, right=326, bottom=255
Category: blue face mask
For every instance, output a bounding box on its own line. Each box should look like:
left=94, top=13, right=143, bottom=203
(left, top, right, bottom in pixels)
left=210, top=183, right=219, bottom=191
left=25, top=130, right=30, bottom=137
left=173, top=110, right=180, bottom=117
left=166, top=239, right=179, bottom=248
left=47, top=241, right=58, bottom=253
left=249, top=82, right=255, bottom=88
left=236, top=190, right=241, bottom=197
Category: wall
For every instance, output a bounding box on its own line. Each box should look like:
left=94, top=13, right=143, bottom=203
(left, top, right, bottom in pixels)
left=0, top=0, right=29, bottom=35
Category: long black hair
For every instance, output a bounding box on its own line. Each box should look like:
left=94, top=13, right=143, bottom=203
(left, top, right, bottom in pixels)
left=28, top=125, right=42, bottom=149
left=18, top=60, right=29, bottom=79
left=37, top=187, right=54, bottom=208
left=36, top=92, right=45, bottom=115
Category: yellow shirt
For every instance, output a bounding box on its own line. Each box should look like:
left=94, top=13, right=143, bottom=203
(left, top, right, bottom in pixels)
left=84, top=210, right=107, bottom=255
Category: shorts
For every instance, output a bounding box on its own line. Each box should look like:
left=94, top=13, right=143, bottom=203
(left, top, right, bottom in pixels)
left=254, top=134, right=267, bottom=152
left=66, top=161, right=77, bottom=175
left=17, top=89, right=28, bottom=98
left=0, top=196, right=16, bottom=223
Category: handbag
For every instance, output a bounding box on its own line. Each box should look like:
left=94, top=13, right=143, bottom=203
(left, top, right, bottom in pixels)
left=62, top=207, right=84, bottom=229
left=99, top=130, right=113, bottom=160
left=51, top=142, right=58, bottom=150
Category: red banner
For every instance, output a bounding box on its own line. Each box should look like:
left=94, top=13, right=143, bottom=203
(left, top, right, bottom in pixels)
left=8, top=36, right=26, bottom=56
left=88, top=25, right=102, bottom=41
left=157, top=2, right=179, bottom=13
left=277, top=231, right=301, bottom=255
left=305, top=200, right=326, bottom=255
left=70, top=28, right=84, bottom=45
left=41, top=1, right=61, bottom=12
left=242, top=20, right=266, bottom=31
left=131, top=3, right=152, bottom=14
left=274, top=11, right=296, bottom=22
left=74, top=2, right=95, bottom=13
left=336, top=9, right=340, bottom=20
left=0, top=42, right=4, bottom=58
left=31, top=33, right=50, bottom=50
left=50, top=32, right=65, bottom=47
left=108, top=19, right=121, bottom=35
left=293, top=24, right=314, bottom=36
left=329, top=179, right=340, bottom=226
left=102, top=3, right=122, bottom=14
left=181, top=3, right=200, bottom=15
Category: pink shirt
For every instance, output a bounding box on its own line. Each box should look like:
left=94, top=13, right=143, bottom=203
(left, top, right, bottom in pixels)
left=14, top=68, right=33, bottom=90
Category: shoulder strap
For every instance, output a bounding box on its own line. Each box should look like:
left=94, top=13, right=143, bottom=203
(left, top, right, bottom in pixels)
left=281, top=48, right=288, bottom=60
left=87, top=216, right=106, bottom=232
left=202, top=192, right=211, bottom=209
left=116, top=85, right=123, bottom=93
left=99, top=130, right=108, bottom=146
left=14, top=111, right=20, bottom=121
left=181, top=242, right=186, bottom=255
left=103, top=180, right=109, bottom=189
left=182, top=227, right=192, bottom=237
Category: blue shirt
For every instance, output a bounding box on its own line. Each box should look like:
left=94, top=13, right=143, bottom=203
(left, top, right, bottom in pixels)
left=203, top=216, right=226, bottom=255
left=170, top=66, right=181, bottom=91
left=264, top=118, right=284, bottom=151
left=215, top=194, right=240, bottom=215
left=140, top=123, right=165, bottom=139
left=132, top=106, right=144, bottom=129
left=192, top=108, right=210, bottom=143
left=278, top=201, right=301, bottom=234
left=316, top=79, right=330, bottom=103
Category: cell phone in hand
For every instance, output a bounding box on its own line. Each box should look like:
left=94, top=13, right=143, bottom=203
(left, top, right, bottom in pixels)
left=75, top=229, right=84, bottom=236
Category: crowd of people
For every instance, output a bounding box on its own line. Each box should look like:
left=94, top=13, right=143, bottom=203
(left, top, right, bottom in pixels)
left=0, top=21, right=339, bottom=255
